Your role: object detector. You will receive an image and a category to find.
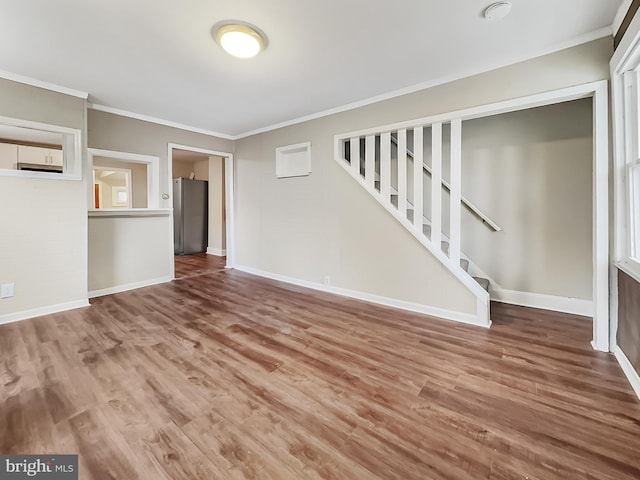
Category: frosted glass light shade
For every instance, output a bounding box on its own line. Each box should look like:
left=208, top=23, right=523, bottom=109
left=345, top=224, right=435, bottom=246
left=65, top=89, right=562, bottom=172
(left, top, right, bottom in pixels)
left=216, top=24, right=265, bottom=59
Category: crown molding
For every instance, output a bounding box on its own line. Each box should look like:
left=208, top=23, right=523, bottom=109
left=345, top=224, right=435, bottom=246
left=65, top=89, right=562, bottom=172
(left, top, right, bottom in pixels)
left=0, top=69, right=88, bottom=99
left=87, top=103, right=235, bottom=141
left=234, top=26, right=613, bottom=139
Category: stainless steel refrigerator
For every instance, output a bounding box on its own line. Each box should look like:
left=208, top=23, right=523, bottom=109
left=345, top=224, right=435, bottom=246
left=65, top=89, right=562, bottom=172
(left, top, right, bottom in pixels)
left=173, top=178, right=208, bottom=255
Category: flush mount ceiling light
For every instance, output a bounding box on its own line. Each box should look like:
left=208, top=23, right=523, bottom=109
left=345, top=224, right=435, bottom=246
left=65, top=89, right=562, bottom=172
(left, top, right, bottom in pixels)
left=484, top=1, right=512, bottom=21
left=214, top=23, right=266, bottom=59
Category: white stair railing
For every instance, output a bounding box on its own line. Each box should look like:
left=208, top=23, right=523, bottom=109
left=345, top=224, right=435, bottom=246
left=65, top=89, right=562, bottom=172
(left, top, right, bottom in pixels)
left=335, top=121, right=492, bottom=327
left=390, top=132, right=501, bottom=232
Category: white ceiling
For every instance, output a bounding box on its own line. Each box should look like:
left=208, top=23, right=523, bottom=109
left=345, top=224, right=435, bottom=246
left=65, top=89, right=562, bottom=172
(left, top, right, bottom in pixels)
left=0, top=1, right=624, bottom=138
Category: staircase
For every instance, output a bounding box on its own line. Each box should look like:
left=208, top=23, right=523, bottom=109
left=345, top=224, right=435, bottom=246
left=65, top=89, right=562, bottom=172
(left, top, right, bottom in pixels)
left=334, top=119, right=500, bottom=327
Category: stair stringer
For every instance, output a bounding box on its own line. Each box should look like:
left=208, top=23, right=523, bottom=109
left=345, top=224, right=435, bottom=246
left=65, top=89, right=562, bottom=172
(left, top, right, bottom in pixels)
left=396, top=188, right=500, bottom=290
left=334, top=150, right=491, bottom=328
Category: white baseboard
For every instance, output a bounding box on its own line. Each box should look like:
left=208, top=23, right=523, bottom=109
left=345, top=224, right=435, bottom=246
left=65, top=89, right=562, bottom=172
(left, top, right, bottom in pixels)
left=207, top=247, right=227, bottom=256
left=89, top=275, right=173, bottom=299
left=491, top=287, right=593, bottom=317
left=614, top=346, right=640, bottom=401
left=233, top=265, right=486, bottom=327
left=0, top=299, right=90, bottom=326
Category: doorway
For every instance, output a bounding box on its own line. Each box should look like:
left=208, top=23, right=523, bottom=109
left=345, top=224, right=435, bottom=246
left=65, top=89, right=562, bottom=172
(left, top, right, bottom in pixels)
left=168, top=144, right=234, bottom=280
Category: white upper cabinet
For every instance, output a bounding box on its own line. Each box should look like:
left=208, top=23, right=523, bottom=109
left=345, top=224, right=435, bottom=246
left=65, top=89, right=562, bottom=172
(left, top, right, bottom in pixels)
left=17, top=145, right=63, bottom=166
left=49, top=148, right=63, bottom=166
left=0, top=118, right=81, bottom=180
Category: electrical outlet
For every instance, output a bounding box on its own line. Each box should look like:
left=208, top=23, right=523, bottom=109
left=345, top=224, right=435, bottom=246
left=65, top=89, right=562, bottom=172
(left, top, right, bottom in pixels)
left=1, top=283, right=15, bottom=299
left=323, top=276, right=331, bottom=285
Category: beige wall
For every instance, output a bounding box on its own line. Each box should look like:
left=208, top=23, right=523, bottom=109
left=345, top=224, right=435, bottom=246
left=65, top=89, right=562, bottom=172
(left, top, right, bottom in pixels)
left=87, top=110, right=233, bottom=292
left=459, top=99, right=593, bottom=299
left=93, top=156, right=148, bottom=208
left=172, top=160, right=209, bottom=181
left=234, top=38, right=611, bottom=317
left=172, top=159, right=195, bottom=179
left=0, top=78, right=87, bottom=319
left=194, top=159, right=209, bottom=181
left=410, top=99, right=593, bottom=299
left=0, top=37, right=612, bottom=320
left=88, top=216, right=172, bottom=292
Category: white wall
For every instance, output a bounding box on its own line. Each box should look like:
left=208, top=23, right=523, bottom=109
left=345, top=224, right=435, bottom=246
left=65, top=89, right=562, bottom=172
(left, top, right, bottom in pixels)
left=0, top=78, right=87, bottom=320
left=87, top=110, right=233, bottom=292
left=234, top=38, right=611, bottom=319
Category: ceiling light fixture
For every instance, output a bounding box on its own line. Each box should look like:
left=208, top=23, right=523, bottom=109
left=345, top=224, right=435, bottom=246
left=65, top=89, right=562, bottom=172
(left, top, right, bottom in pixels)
left=214, top=23, right=266, bottom=59
left=483, top=1, right=512, bottom=21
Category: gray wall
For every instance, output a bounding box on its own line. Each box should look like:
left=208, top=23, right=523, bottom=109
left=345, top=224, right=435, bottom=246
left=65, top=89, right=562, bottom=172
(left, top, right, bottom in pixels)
left=0, top=78, right=87, bottom=318
left=460, top=99, right=593, bottom=299
left=234, top=38, right=611, bottom=317
left=87, top=110, right=233, bottom=293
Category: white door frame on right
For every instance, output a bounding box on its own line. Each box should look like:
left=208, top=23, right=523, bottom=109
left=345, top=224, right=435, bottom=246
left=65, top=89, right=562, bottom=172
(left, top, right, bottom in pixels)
left=167, top=143, right=235, bottom=278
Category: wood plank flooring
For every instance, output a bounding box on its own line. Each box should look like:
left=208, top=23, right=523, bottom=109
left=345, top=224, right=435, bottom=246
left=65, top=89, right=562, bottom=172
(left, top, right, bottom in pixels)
left=174, top=252, right=226, bottom=279
left=2, top=259, right=640, bottom=479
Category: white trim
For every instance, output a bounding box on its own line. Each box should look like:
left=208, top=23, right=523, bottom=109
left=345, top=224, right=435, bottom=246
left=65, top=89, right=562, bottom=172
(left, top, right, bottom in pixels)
left=234, top=28, right=611, bottom=139
left=592, top=80, right=610, bottom=352
left=335, top=82, right=605, bottom=139
left=610, top=16, right=640, bottom=356
left=234, top=265, right=488, bottom=328
left=491, top=288, right=593, bottom=317
left=0, top=28, right=611, bottom=141
left=617, top=259, right=640, bottom=284
left=449, top=118, right=462, bottom=265
left=614, top=346, right=640, bottom=401
left=275, top=141, right=312, bottom=178
left=0, top=116, right=83, bottom=181
left=167, top=143, right=235, bottom=277
left=614, top=0, right=633, bottom=36
left=89, top=104, right=235, bottom=140
left=334, top=150, right=491, bottom=308
left=87, top=148, right=161, bottom=209
left=88, top=208, right=171, bottom=218
left=0, top=69, right=88, bottom=99
left=207, top=247, right=227, bottom=256
left=224, top=155, right=236, bottom=268
left=88, top=148, right=159, bottom=164
left=0, top=299, right=89, bottom=326
left=334, top=80, right=609, bottom=349
left=88, top=276, right=172, bottom=298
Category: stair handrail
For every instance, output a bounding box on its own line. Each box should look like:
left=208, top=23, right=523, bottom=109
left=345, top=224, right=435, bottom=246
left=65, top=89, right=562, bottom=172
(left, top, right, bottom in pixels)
left=390, top=133, right=501, bottom=232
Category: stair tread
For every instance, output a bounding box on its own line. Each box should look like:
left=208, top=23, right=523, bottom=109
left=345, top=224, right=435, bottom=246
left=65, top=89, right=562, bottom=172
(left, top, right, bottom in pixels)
left=474, top=277, right=490, bottom=291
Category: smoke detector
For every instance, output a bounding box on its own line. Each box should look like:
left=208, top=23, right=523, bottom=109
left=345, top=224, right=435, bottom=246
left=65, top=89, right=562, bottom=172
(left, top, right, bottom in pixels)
left=484, top=2, right=512, bottom=21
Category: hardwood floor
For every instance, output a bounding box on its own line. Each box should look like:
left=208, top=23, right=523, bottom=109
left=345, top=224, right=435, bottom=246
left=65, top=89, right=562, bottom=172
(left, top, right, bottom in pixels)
left=174, top=253, right=226, bottom=279
left=2, top=262, right=640, bottom=479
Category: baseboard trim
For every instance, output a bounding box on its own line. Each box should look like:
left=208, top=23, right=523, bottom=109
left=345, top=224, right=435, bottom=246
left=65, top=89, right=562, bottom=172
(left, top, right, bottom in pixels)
left=207, top=247, right=227, bottom=257
left=0, top=299, right=90, bottom=326
left=614, top=346, right=640, bottom=401
left=491, top=288, right=593, bottom=317
left=89, top=276, right=173, bottom=299
left=233, top=265, right=486, bottom=328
